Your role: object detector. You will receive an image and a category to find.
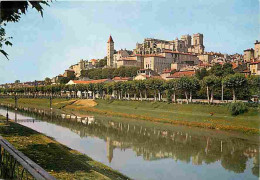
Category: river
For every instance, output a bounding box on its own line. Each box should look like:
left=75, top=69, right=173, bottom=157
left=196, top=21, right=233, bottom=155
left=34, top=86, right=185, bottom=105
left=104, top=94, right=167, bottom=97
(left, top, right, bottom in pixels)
left=0, top=106, right=259, bottom=180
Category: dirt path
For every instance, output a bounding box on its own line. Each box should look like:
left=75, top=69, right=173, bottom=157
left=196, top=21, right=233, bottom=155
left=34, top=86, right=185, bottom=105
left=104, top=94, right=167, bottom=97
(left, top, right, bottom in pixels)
left=71, top=99, right=97, bottom=108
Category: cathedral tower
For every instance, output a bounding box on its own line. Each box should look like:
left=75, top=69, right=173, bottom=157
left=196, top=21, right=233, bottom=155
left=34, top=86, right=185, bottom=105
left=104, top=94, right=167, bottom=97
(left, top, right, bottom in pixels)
left=107, top=35, right=114, bottom=67
left=192, top=33, right=205, bottom=54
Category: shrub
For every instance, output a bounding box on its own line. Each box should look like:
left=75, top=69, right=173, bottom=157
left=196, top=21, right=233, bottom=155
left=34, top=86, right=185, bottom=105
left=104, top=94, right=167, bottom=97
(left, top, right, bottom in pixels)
left=228, top=102, right=248, bottom=116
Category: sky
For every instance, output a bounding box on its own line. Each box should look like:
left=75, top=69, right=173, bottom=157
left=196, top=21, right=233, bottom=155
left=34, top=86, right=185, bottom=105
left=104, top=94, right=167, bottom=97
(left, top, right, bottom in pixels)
left=0, top=0, right=259, bottom=84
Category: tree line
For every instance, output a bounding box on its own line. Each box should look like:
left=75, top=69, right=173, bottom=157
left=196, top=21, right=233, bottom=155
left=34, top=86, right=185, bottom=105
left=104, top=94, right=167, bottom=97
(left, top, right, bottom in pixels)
left=80, top=66, right=140, bottom=80
left=1, top=73, right=259, bottom=104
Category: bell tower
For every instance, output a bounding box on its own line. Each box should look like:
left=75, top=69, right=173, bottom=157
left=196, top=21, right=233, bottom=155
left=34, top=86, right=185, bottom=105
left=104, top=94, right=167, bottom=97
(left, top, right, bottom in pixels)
left=107, top=35, right=114, bottom=67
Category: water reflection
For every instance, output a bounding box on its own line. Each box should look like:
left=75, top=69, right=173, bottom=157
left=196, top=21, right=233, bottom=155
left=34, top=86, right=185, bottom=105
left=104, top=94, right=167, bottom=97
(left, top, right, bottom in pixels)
left=0, top=104, right=259, bottom=179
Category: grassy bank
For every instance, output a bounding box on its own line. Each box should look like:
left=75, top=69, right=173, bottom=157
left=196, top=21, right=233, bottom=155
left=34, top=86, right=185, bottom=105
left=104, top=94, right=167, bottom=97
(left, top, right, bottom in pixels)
left=0, top=115, right=130, bottom=180
left=0, top=98, right=259, bottom=134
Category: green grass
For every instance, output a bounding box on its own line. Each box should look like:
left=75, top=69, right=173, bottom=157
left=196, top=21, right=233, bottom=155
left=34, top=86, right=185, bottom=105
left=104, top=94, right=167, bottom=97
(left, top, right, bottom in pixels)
left=0, top=115, right=130, bottom=180
left=94, top=100, right=260, bottom=128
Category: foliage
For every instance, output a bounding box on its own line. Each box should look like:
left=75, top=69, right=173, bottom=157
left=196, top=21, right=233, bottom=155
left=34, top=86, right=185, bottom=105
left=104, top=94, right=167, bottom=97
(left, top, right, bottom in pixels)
left=223, top=74, right=247, bottom=100
left=44, top=77, right=52, bottom=85
left=248, top=75, right=260, bottom=96
left=209, top=63, right=234, bottom=77
left=95, top=57, right=107, bottom=68
left=1, top=1, right=49, bottom=59
left=228, top=102, right=248, bottom=116
left=58, top=77, right=69, bottom=84
left=85, top=66, right=140, bottom=79
left=195, top=68, right=208, bottom=80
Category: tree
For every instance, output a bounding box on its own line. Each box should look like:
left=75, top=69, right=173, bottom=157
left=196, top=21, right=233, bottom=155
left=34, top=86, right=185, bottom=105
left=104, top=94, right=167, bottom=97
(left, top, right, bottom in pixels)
left=1, top=1, right=49, bottom=59
left=44, top=77, right=52, bottom=85
left=203, top=75, right=221, bottom=104
left=222, top=63, right=235, bottom=77
left=146, top=78, right=164, bottom=101
left=189, top=77, right=200, bottom=102
left=177, top=77, right=192, bottom=104
left=166, top=79, right=178, bottom=103
left=223, top=74, right=247, bottom=102
left=59, top=77, right=69, bottom=84
left=134, top=80, right=145, bottom=101
left=195, top=68, right=208, bottom=80
left=210, top=63, right=223, bottom=77
left=248, top=75, right=260, bottom=97
left=95, top=57, right=107, bottom=68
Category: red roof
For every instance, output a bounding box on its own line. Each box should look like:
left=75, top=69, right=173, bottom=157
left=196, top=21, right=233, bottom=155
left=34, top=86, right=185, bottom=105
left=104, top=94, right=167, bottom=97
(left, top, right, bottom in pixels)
left=242, top=69, right=250, bottom=73
left=250, top=61, right=260, bottom=64
left=162, top=69, right=172, bottom=73
left=144, top=54, right=165, bottom=58
left=231, top=62, right=238, bottom=69
left=113, top=77, right=132, bottom=80
left=167, top=71, right=195, bottom=78
left=90, top=59, right=97, bottom=62
left=71, top=79, right=110, bottom=84
left=107, top=35, right=114, bottom=43
left=163, top=50, right=195, bottom=56
left=120, top=57, right=137, bottom=61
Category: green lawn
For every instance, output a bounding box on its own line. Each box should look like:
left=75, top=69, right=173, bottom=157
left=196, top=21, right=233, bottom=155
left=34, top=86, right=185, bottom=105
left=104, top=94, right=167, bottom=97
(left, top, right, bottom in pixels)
left=0, top=115, right=130, bottom=180
left=94, top=100, right=260, bottom=129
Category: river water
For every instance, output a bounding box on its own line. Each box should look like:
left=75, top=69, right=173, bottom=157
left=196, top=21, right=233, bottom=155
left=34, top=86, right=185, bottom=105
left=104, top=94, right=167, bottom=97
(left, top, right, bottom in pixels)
left=0, top=106, right=259, bottom=180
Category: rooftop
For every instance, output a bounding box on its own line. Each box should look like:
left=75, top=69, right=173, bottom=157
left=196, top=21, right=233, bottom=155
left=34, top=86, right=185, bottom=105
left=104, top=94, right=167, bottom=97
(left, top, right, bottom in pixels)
left=167, top=71, right=195, bottom=78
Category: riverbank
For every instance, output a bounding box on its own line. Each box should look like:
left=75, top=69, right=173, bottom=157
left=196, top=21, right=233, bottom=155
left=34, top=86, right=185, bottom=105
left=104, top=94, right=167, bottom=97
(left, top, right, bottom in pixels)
left=0, top=115, right=130, bottom=180
left=0, top=98, right=259, bottom=134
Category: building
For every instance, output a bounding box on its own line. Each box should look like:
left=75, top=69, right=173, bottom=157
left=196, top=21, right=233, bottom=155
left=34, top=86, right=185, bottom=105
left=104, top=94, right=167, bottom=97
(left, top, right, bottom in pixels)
left=188, top=33, right=205, bottom=54
left=70, top=60, right=86, bottom=77
left=66, top=79, right=113, bottom=85
left=166, top=70, right=195, bottom=79
left=249, top=61, right=260, bottom=75
left=134, top=33, right=205, bottom=55
left=134, top=69, right=159, bottom=80
left=107, top=35, right=115, bottom=67
left=51, top=74, right=64, bottom=84
left=63, top=69, right=75, bottom=79
left=254, top=40, right=260, bottom=60
left=112, top=77, right=133, bottom=82
left=113, top=49, right=130, bottom=67
left=244, top=48, right=254, bottom=62
left=198, top=54, right=214, bottom=64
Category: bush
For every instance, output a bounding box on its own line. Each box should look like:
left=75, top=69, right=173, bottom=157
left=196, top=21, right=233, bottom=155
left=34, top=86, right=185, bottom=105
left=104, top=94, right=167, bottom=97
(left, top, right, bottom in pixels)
left=228, top=102, right=248, bottom=116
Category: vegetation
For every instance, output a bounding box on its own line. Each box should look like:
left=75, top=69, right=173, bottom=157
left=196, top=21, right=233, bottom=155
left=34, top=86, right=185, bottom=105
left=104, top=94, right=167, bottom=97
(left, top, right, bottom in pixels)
left=223, top=74, right=248, bottom=101
left=1, top=74, right=259, bottom=103
left=0, top=115, right=130, bottom=180
left=85, top=66, right=140, bottom=79
left=1, top=1, right=49, bottom=59
left=228, top=102, right=248, bottom=116
left=203, top=75, right=221, bottom=104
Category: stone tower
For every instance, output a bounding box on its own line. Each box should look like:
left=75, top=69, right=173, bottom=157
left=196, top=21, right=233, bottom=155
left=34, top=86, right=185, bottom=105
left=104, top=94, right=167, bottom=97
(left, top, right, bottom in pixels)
left=192, top=33, right=205, bottom=54
left=107, top=35, right=114, bottom=67
left=181, top=34, right=191, bottom=48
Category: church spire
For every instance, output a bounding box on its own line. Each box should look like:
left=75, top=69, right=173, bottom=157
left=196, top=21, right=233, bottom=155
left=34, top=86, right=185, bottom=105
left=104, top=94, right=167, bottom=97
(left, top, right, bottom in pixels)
left=107, top=35, right=114, bottom=43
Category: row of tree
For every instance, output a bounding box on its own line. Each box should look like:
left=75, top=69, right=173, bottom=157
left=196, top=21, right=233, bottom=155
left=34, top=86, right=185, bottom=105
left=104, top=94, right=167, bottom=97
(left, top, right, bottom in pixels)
left=1, top=73, right=259, bottom=104
left=81, top=66, right=140, bottom=80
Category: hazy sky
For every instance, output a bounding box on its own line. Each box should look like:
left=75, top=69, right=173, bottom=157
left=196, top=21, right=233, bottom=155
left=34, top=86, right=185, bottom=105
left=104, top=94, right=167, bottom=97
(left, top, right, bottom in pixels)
left=0, top=0, right=259, bottom=84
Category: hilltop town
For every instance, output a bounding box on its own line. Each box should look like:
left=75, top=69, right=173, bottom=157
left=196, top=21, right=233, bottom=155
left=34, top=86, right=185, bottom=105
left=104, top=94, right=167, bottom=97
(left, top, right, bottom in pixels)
left=1, top=33, right=259, bottom=88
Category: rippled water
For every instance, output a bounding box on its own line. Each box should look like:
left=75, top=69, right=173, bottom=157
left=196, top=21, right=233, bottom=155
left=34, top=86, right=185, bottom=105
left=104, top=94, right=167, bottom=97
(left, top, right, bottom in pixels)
left=0, top=106, right=259, bottom=180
